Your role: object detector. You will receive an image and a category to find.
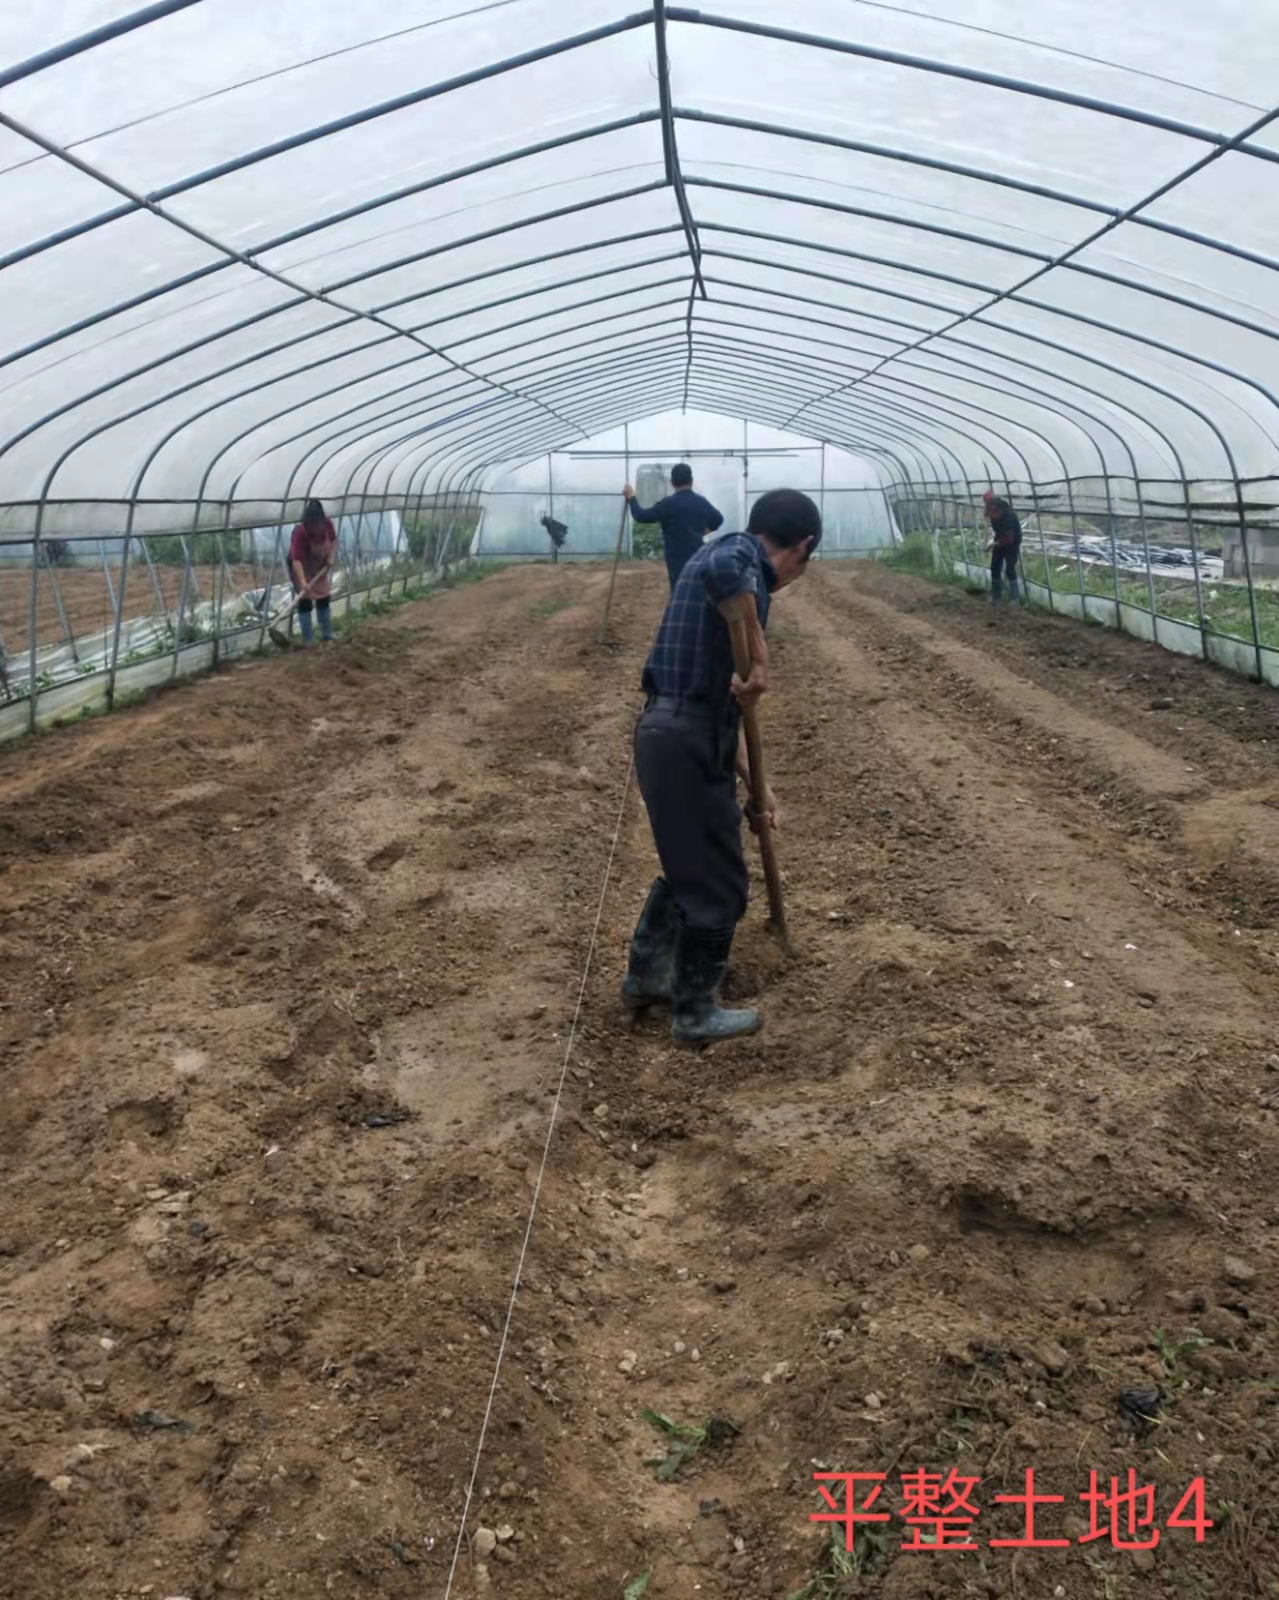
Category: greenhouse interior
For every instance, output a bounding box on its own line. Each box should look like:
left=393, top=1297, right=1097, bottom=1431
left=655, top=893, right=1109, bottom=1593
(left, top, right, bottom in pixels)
left=0, top=0, right=1278, bottom=727
left=4, top=5, right=1279, bottom=1599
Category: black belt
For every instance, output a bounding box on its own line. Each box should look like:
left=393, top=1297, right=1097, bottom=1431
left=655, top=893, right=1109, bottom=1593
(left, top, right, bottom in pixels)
left=643, top=693, right=736, bottom=724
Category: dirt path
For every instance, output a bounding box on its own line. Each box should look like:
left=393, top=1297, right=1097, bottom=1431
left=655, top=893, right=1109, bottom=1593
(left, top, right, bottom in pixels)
left=1, top=560, right=1276, bottom=1600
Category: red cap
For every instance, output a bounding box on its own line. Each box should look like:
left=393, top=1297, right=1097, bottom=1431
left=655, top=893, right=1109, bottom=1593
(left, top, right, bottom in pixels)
left=982, top=490, right=995, bottom=502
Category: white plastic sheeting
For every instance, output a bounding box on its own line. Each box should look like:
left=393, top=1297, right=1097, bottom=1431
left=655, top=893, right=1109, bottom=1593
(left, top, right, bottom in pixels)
left=2, top=2, right=1279, bottom=535
left=477, top=409, right=897, bottom=554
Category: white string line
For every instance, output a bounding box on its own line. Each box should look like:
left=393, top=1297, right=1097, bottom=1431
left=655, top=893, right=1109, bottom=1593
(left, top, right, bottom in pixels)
left=443, top=745, right=637, bottom=1599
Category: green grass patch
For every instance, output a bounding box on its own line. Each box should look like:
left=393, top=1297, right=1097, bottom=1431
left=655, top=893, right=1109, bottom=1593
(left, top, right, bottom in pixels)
left=789, top=1527, right=894, bottom=1597
left=1153, top=1328, right=1213, bottom=1388
left=640, top=1408, right=738, bottom=1481
left=878, top=532, right=966, bottom=584
left=892, top=529, right=1279, bottom=652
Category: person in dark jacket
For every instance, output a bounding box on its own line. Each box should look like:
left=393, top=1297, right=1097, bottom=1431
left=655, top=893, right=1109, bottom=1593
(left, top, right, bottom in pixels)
left=623, top=464, right=724, bottom=589
left=622, top=488, right=823, bottom=1046
left=541, top=514, right=568, bottom=562
left=984, top=491, right=1024, bottom=606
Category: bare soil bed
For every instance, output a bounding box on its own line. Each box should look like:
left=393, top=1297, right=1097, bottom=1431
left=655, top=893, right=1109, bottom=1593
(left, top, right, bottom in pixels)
left=1, top=558, right=1277, bottom=1600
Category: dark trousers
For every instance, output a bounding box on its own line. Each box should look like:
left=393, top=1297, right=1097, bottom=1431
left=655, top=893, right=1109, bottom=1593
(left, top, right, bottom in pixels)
left=634, top=699, right=748, bottom=934
left=991, top=546, right=1019, bottom=583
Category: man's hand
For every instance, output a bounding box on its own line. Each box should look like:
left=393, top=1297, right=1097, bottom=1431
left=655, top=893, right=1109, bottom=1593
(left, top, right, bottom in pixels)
left=731, top=662, right=769, bottom=711
left=623, top=484, right=635, bottom=499
left=747, top=785, right=781, bottom=834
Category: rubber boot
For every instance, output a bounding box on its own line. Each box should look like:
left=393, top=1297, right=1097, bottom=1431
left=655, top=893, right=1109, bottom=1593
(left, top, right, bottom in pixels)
left=671, top=925, right=761, bottom=1046
left=1008, top=578, right=1022, bottom=607
left=990, top=575, right=1002, bottom=606
left=621, top=878, right=678, bottom=1011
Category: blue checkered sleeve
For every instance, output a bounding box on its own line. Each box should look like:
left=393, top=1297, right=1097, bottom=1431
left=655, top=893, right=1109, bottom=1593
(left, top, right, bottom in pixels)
left=704, top=534, right=758, bottom=605
left=640, top=534, right=765, bottom=703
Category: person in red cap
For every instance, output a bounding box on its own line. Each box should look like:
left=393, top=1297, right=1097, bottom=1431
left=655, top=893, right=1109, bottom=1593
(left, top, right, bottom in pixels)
left=983, top=491, right=1024, bottom=606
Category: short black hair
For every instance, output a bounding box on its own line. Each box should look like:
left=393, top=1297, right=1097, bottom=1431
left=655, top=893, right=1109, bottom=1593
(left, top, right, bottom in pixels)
left=670, top=463, right=693, bottom=488
left=748, top=488, right=823, bottom=557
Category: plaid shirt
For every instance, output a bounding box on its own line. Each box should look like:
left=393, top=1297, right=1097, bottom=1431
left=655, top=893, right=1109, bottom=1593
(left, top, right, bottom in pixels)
left=641, top=532, right=777, bottom=709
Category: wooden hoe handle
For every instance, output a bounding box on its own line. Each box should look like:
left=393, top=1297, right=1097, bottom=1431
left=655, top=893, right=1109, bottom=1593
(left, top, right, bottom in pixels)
left=727, top=613, right=790, bottom=946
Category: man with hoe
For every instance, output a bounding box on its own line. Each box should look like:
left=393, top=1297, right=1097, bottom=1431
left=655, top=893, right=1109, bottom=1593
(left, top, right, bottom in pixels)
left=620, top=488, right=823, bottom=1045
left=623, top=464, right=724, bottom=589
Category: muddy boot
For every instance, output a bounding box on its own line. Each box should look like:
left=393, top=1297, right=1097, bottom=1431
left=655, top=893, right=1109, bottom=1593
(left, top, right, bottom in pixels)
left=990, top=576, right=1002, bottom=606
left=671, top=925, right=762, bottom=1046
left=621, top=878, right=678, bottom=1011
left=1010, top=578, right=1025, bottom=607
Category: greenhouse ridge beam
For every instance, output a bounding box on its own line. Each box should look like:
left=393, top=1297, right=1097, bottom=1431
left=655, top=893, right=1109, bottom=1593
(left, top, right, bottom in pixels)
left=653, top=0, right=706, bottom=415
left=653, top=0, right=707, bottom=304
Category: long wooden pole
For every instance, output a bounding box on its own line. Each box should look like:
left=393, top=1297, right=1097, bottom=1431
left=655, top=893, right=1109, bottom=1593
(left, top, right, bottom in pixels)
left=599, top=497, right=629, bottom=644
left=727, top=614, right=791, bottom=950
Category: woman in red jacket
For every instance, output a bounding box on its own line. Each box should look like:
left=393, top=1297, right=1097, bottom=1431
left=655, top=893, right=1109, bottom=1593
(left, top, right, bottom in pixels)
left=289, top=499, right=339, bottom=642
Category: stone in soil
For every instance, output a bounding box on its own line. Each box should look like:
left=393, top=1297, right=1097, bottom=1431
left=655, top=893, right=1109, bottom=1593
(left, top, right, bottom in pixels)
left=1223, top=1254, right=1256, bottom=1285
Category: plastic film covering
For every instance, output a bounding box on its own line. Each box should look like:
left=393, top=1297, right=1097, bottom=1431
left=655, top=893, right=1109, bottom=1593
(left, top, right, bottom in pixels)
left=0, top=0, right=1276, bottom=541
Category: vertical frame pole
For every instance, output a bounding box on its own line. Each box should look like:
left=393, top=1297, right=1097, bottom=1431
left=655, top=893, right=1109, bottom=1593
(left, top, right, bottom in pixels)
left=26, top=513, right=42, bottom=731
left=45, top=557, right=79, bottom=662
left=1134, top=473, right=1158, bottom=629
left=623, top=423, right=631, bottom=558
left=1183, top=480, right=1210, bottom=662
left=1233, top=475, right=1266, bottom=681
left=105, top=513, right=136, bottom=711
left=171, top=535, right=193, bottom=681
left=212, top=509, right=229, bottom=668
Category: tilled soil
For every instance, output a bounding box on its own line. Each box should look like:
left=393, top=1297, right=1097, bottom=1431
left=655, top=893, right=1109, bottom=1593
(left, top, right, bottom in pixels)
left=1, top=559, right=1277, bottom=1600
